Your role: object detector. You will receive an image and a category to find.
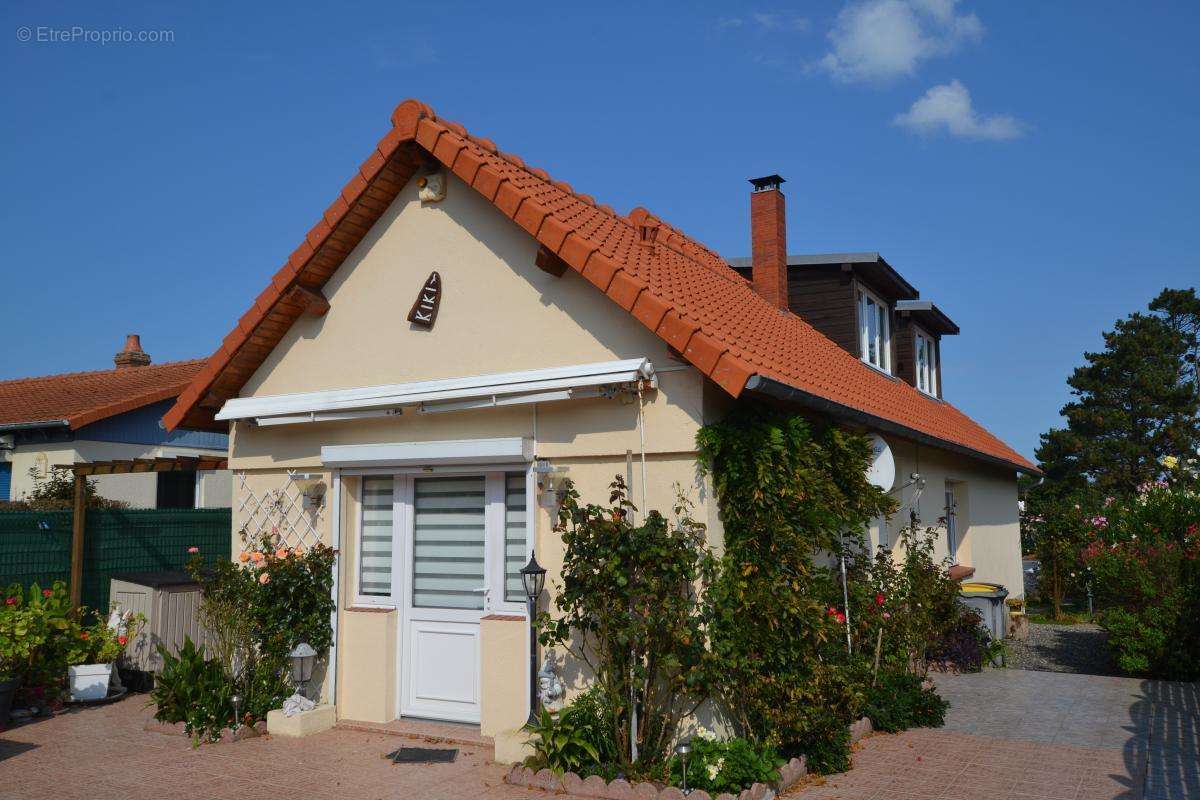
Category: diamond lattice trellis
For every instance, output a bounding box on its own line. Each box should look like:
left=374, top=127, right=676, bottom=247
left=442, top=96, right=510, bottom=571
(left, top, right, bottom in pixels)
left=235, top=471, right=325, bottom=551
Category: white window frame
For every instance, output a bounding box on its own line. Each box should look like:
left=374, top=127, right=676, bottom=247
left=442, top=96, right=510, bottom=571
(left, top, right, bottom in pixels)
left=944, top=482, right=959, bottom=563
left=346, top=464, right=533, bottom=615
left=352, top=474, right=404, bottom=608
left=858, top=287, right=892, bottom=373
left=914, top=328, right=939, bottom=397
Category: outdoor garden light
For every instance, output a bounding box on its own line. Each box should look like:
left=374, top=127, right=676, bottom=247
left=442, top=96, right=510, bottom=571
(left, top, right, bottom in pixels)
left=520, top=552, right=547, bottom=602
left=521, top=552, right=547, bottom=723
left=675, top=740, right=692, bottom=795
left=231, top=694, right=242, bottom=731
left=288, top=471, right=326, bottom=510
left=289, top=642, right=317, bottom=698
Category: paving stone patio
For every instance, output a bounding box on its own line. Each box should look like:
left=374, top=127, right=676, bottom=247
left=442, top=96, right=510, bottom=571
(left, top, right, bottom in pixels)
left=785, top=670, right=1199, bottom=800
left=0, top=700, right=541, bottom=800
left=0, top=670, right=1195, bottom=800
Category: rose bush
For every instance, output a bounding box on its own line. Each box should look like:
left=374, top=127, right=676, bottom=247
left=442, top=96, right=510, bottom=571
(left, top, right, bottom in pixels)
left=1082, top=463, right=1200, bottom=679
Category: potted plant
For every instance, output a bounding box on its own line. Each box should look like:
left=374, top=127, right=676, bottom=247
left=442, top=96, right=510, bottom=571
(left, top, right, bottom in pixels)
left=65, top=609, right=142, bottom=702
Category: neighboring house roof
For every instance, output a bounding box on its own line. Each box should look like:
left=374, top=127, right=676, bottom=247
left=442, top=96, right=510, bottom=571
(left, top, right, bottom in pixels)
left=0, top=360, right=206, bottom=431
left=162, top=98, right=1036, bottom=473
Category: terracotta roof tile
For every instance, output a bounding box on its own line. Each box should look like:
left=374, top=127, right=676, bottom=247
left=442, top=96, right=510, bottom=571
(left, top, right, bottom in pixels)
left=162, top=99, right=1034, bottom=472
left=0, top=360, right=205, bottom=430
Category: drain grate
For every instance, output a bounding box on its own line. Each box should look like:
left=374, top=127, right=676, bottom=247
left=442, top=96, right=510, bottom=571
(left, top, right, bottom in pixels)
left=385, top=746, right=459, bottom=764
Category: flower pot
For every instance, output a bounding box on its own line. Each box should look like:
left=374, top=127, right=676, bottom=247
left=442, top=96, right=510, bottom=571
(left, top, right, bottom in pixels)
left=68, top=663, right=113, bottom=702
left=0, top=678, right=17, bottom=729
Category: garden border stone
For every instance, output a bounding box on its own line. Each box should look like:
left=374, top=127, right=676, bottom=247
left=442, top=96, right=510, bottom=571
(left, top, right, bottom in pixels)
left=503, top=719, right=881, bottom=800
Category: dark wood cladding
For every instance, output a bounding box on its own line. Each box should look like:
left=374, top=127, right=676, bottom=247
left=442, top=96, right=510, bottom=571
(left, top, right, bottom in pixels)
left=787, top=265, right=859, bottom=356
left=895, top=317, right=942, bottom=395
left=896, top=315, right=916, bottom=387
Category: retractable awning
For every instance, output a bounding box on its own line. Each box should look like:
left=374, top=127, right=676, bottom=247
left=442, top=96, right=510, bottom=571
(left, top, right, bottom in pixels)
left=215, top=358, right=657, bottom=427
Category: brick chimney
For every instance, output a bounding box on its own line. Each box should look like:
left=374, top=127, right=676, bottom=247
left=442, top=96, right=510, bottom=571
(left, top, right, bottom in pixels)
left=113, top=334, right=151, bottom=368
left=749, top=174, right=788, bottom=310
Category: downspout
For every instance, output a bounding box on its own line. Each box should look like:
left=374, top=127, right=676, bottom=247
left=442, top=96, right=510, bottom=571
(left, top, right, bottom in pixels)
left=328, top=470, right=341, bottom=708
left=637, top=381, right=648, bottom=513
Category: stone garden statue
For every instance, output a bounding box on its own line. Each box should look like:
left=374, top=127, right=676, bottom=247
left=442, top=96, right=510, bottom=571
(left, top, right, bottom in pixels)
left=537, top=648, right=565, bottom=711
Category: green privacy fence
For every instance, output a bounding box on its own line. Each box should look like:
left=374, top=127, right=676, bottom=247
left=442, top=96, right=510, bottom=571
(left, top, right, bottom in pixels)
left=0, top=508, right=231, bottom=612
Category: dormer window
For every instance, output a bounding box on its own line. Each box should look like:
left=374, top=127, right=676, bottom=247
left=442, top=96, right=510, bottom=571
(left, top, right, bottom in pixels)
left=858, top=287, right=891, bottom=373
left=914, top=329, right=939, bottom=397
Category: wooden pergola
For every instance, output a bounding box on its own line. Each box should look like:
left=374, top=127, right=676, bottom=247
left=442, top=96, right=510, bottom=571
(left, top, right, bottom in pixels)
left=55, top=456, right=228, bottom=606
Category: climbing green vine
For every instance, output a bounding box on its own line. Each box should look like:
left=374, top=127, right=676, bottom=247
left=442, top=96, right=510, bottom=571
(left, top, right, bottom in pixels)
left=697, top=404, right=896, bottom=772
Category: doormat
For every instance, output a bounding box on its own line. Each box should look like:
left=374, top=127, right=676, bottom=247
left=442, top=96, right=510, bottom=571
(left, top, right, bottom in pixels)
left=385, top=746, right=459, bottom=764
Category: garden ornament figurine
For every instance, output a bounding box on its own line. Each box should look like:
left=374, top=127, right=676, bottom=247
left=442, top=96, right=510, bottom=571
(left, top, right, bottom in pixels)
left=282, top=692, right=316, bottom=717
left=536, top=648, right=565, bottom=711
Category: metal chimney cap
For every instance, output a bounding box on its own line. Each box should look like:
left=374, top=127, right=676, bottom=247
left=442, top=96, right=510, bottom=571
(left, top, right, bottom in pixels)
left=749, top=174, right=786, bottom=191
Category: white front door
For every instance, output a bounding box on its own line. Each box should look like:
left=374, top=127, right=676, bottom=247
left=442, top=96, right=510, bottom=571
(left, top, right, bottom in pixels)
left=388, top=470, right=529, bottom=723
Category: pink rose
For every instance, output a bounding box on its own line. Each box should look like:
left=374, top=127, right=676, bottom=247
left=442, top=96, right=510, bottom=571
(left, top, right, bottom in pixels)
left=883, top=612, right=892, bottom=620
left=187, top=546, right=200, bottom=554
left=259, top=573, right=271, bottom=584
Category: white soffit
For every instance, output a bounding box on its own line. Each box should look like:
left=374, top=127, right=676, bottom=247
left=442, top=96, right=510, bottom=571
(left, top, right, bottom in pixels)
left=215, top=358, right=657, bottom=426
left=321, top=437, right=534, bottom=467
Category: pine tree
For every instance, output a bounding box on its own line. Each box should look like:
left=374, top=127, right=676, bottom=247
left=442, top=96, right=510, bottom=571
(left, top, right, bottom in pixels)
left=1044, top=301, right=1198, bottom=497
left=1025, top=288, right=1199, bottom=618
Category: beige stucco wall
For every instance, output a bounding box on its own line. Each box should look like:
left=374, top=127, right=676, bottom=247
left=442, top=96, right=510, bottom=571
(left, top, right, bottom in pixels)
left=5, top=440, right=231, bottom=508
left=225, top=169, right=715, bottom=729
left=870, top=437, right=1024, bottom=598
left=480, top=615, right=528, bottom=759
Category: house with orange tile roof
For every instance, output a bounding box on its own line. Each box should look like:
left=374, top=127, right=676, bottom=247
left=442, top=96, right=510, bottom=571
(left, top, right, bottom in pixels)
left=162, top=99, right=1036, bottom=757
left=0, top=335, right=230, bottom=508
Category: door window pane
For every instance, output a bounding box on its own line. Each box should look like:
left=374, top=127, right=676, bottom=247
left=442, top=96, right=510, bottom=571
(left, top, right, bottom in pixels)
left=413, top=476, right=486, bottom=609
left=504, top=472, right=528, bottom=603
left=360, top=476, right=394, bottom=597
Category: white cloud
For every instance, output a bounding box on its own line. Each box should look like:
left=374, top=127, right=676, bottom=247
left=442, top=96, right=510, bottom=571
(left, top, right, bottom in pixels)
left=751, top=12, right=811, bottom=32
left=715, top=12, right=810, bottom=34
left=892, top=80, right=1025, bottom=140
left=819, top=0, right=982, bottom=83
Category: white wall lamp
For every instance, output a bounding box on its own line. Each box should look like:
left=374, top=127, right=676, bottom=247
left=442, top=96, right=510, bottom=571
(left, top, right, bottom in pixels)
left=288, top=471, right=327, bottom=511
left=533, top=459, right=568, bottom=507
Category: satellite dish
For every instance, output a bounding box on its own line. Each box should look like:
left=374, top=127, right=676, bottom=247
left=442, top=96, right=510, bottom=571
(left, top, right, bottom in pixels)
left=866, top=434, right=895, bottom=491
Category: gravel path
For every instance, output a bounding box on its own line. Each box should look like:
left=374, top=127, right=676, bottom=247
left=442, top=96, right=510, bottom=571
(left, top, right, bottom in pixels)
left=1007, top=622, right=1119, bottom=675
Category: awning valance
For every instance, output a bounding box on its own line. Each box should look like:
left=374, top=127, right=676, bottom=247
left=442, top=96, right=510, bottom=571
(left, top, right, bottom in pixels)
left=321, top=437, right=534, bottom=468
left=215, top=358, right=656, bottom=427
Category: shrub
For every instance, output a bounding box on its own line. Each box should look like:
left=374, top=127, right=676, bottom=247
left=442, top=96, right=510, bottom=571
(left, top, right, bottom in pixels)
left=696, top=407, right=894, bottom=772
left=1082, top=466, right=1200, bottom=680
left=522, top=687, right=619, bottom=777
left=927, top=607, right=992, bottom=673
left=860, top=671, right=948, bottom=733
left=151, top=637, right=235, bottom=744
left=198, top=531, right=336, bottom=664
left=671, top=729, right=782, bottom=795
left=537, top=478, right=714, bottom=776
left=0, top=581, right=74, bottom=688
left=523, top=705, right=603, bottom=776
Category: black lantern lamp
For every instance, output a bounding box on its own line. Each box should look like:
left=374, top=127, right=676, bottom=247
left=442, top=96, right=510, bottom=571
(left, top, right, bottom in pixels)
left=289, top=642, right=317, bottom=699
left=520, top=552, right=547, bottom=723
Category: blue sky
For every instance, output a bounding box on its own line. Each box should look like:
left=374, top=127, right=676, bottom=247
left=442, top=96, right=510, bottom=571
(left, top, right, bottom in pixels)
left=2, top=1, right=1197, bottom=461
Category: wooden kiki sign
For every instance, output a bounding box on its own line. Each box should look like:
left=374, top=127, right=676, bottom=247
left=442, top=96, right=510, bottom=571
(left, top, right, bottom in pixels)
left=407, top=271, right=442, bottom=329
